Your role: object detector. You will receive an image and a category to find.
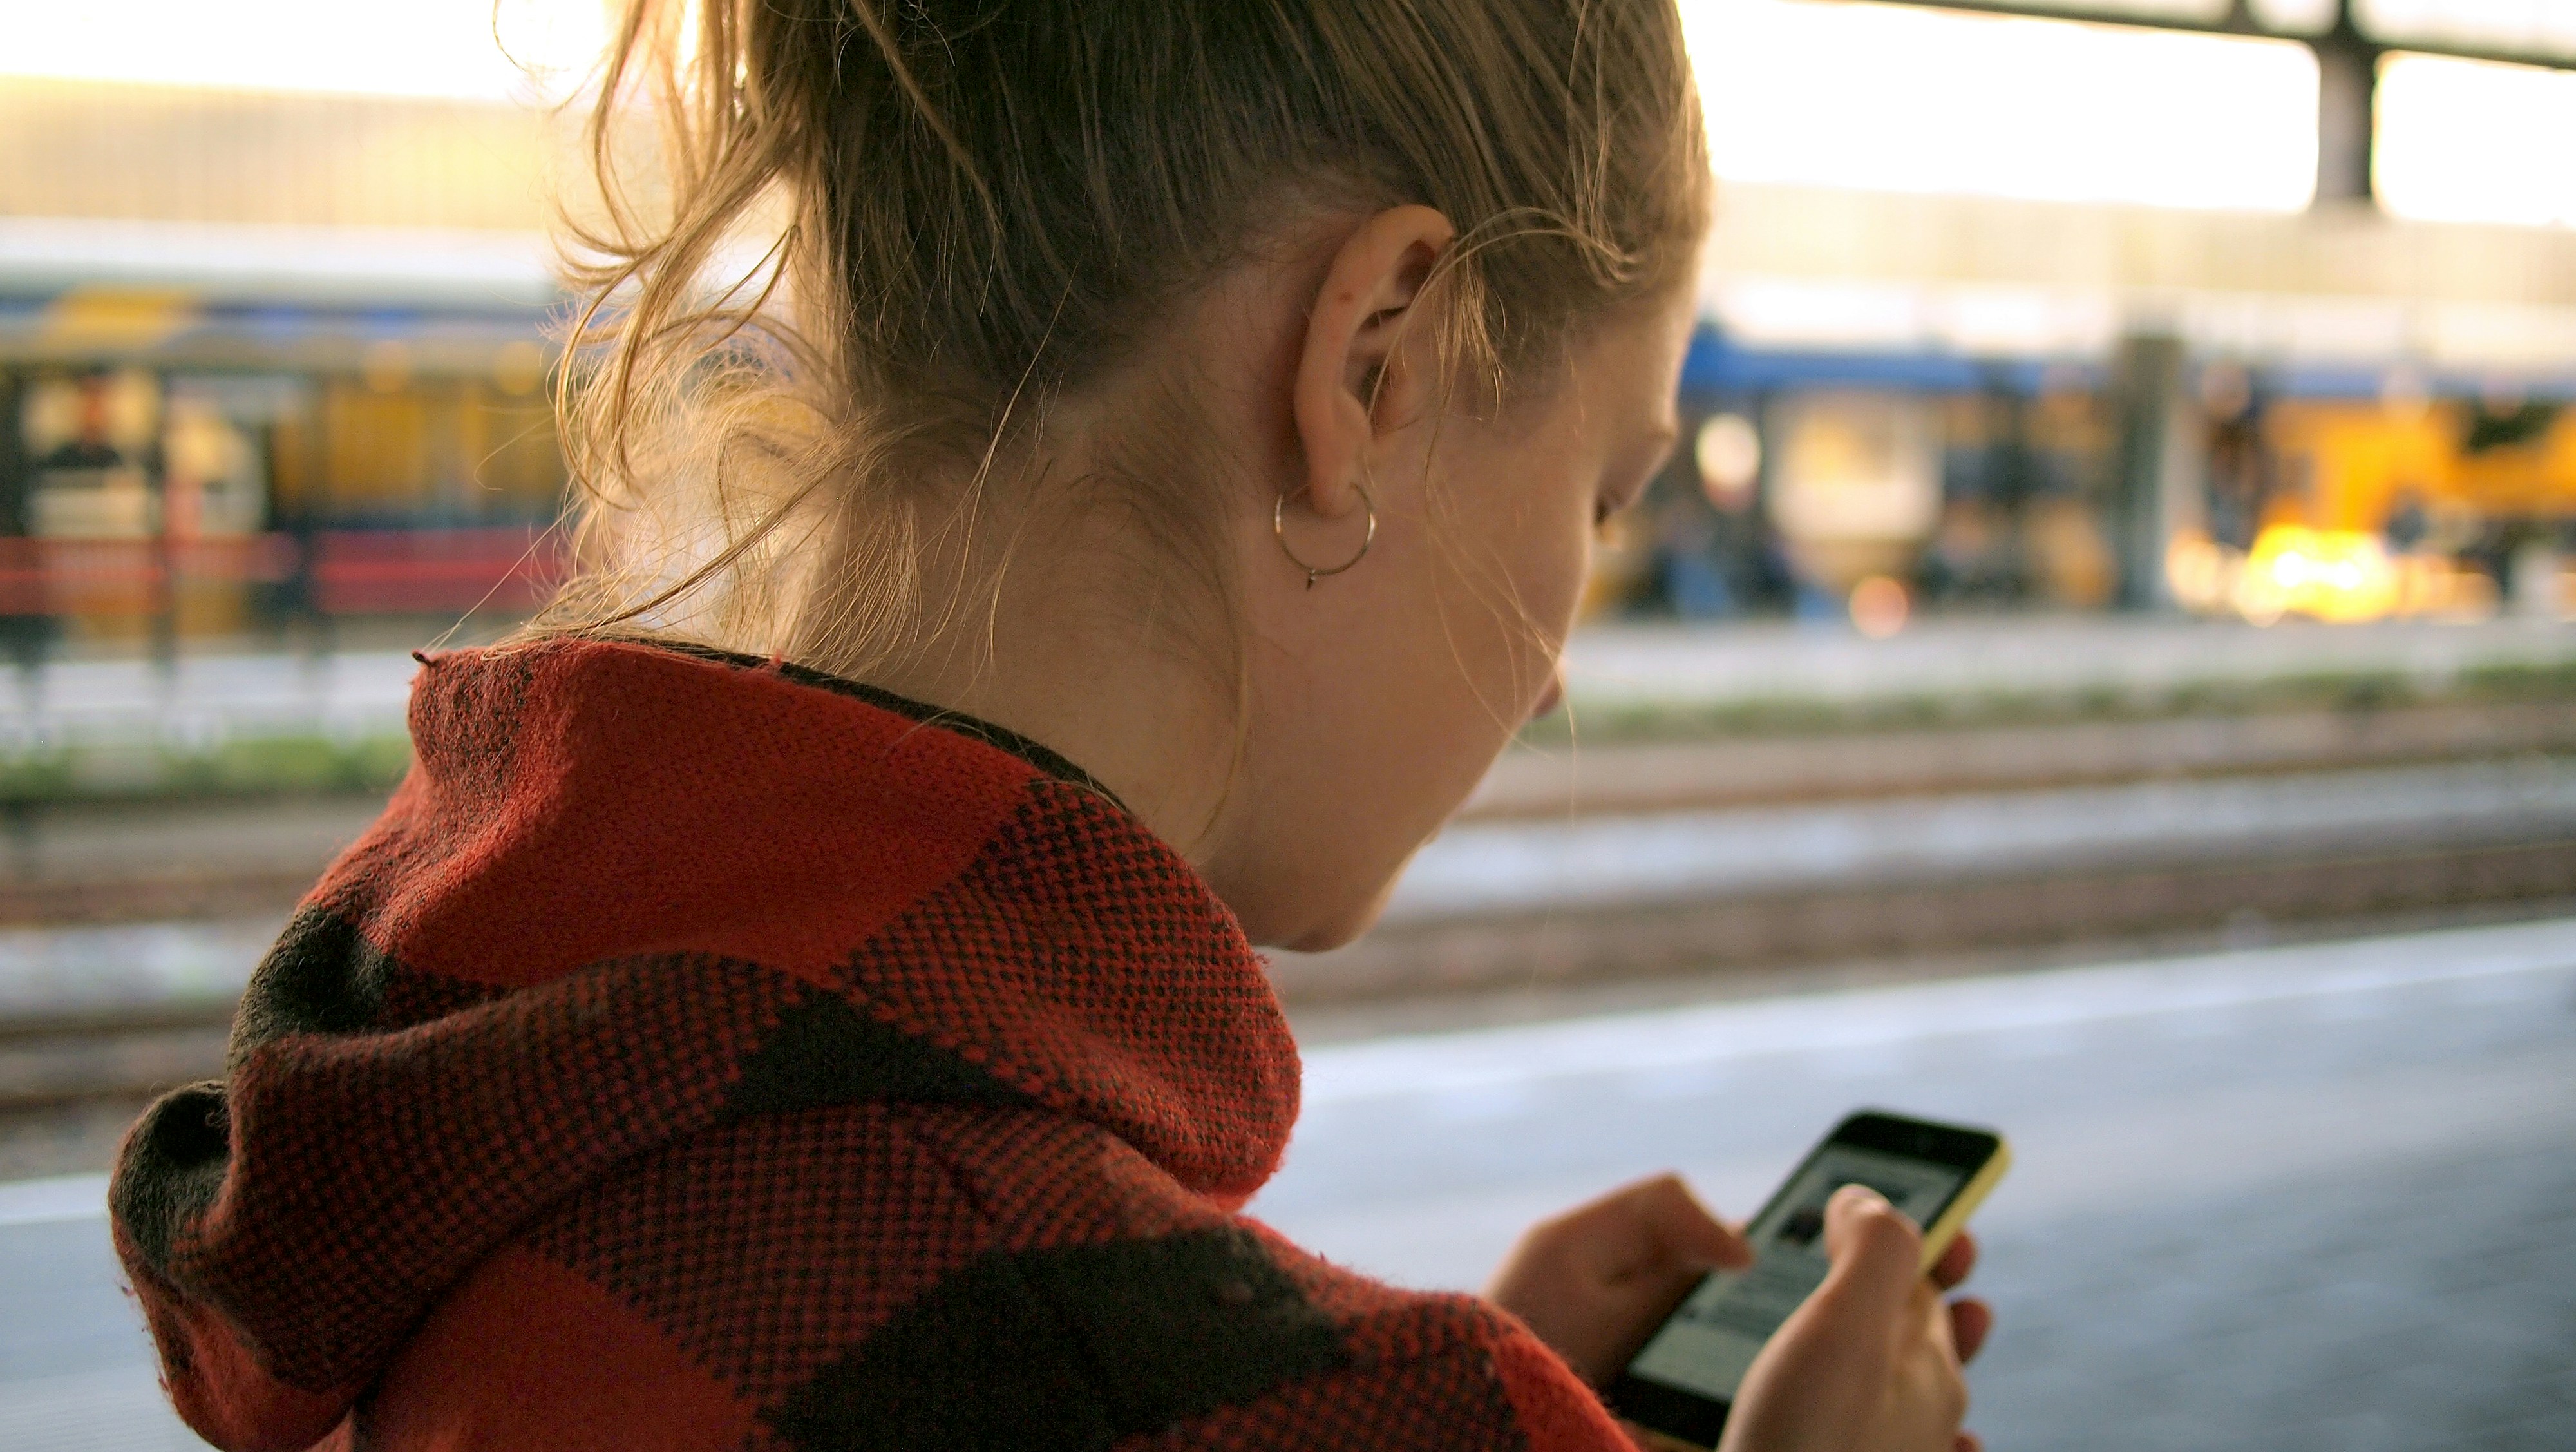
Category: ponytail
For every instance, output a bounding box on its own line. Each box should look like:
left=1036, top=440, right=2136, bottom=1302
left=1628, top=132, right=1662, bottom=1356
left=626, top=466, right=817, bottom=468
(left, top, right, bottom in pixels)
left=537, top=0, right=1707, bottom=676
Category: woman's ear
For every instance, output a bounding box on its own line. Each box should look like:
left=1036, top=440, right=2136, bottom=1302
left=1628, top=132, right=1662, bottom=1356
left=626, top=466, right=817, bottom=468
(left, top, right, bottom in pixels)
left=1292, top=205, right=1457, bottom=521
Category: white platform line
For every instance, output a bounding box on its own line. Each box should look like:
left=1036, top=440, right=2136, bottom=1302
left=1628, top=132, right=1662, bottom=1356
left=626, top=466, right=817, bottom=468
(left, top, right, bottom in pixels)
left=1300, top=915, right=2576, bottom=1106
left=0, top=1173, right=109, bottom=1227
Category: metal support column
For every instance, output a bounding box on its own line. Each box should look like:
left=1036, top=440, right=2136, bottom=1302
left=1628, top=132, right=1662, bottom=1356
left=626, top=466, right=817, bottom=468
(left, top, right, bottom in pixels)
left=2110, top=334, right=2192, bottom=610
left=2311, top=0, right=2384, bottom=208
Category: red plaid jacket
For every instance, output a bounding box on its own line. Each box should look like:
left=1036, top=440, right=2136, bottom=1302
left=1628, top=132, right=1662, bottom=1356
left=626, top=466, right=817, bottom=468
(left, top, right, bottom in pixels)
left=110, top=638, right=1629, bottom=1451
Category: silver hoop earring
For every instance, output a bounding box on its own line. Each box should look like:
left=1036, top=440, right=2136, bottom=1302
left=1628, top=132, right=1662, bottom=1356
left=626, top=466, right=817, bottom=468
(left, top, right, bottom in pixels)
left=1273, top=482, right=1377, bottom=589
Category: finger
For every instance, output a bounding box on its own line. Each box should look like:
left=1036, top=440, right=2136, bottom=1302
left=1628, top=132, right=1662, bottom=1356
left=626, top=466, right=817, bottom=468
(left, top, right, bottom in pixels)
left=1548, top=1174, right=1750, bottom=1279
left=1955, top=1433, right=1982, bottom=1452
left=1819, top=1185, right=1922, bottom=1321
left=1913, top=1275, right=1957, bottom=1362
left=1949, top=1297, right=1994, bottom=1363
left=1931, top=1228, right=1978, bottom=1290
left=1624, top=1173, right=1754, bottom=1272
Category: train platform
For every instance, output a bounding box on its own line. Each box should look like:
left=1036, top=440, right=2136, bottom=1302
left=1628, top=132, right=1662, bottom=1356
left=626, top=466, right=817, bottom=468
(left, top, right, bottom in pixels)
left=1261, top=913, right=2576, bottom=1451
left=5, top=915, right=2571, bottom=1450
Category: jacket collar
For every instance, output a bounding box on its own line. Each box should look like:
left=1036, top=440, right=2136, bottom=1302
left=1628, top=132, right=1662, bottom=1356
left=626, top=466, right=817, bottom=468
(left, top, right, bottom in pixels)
left=111, top=637, right=1300, bottom=1434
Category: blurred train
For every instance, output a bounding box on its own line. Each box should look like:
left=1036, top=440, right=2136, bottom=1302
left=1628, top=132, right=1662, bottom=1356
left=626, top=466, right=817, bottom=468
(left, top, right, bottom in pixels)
left=6, top=222, right=2575, bottom=655
left=1604, top=325, right=2576, bottom=633
left=0, top=223, right=567, bottom=656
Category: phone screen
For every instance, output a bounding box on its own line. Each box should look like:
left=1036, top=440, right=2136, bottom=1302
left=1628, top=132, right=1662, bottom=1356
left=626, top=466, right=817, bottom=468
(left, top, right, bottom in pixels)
left=1623, top=1140, right=1973, bottom=1408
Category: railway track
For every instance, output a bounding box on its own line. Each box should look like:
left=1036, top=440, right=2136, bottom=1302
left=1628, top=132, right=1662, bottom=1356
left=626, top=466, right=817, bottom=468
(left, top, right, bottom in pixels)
left=8, top=712, right=2576, bottom=1178
left=0, top=1004, right=230, bottom=1181
left=1461, top=700, right=2576, bottom=819
left=12, top=842, right=2576, bottom=1180
left=1274, top=834, right=2576, bottom=1002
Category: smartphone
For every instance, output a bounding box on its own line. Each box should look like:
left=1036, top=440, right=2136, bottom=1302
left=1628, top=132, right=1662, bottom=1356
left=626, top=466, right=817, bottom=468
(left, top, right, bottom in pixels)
left=1606, top=1109, right=2011, bottom=1451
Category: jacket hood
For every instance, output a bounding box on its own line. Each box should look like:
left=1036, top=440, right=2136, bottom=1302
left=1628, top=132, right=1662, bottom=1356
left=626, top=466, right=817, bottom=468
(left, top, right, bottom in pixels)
left=109, top=638, right=1298, bottom=1451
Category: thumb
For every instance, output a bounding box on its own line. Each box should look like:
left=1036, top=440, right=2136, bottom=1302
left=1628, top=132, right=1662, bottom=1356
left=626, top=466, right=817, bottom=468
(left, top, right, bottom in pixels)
left=1816, top=1185, right=1923, bottom=1323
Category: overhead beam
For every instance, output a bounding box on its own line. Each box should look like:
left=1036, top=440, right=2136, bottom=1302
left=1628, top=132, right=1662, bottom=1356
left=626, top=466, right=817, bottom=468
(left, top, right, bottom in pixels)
left=1855, top=0, right=2576, bottom=70
left=1851, top=0, right=2574, bottom=211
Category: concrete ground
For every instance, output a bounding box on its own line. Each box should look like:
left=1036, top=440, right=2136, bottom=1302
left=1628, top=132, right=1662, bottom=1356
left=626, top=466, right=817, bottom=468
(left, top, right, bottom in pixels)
left=1258, top=915, right=2576, bottom=1452
left=4, top=915, right=2571, bottom=1450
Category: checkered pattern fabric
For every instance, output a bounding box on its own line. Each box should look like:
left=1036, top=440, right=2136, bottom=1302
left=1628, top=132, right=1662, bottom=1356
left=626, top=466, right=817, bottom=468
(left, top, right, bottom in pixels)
left=108, top=640, right=1627, bottom=1451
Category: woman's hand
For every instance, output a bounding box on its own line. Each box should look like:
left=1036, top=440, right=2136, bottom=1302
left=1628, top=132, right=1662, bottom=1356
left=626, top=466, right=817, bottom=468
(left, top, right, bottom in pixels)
left=1486, top=1174, right=1752, bottom=1385
left=1719, top=1185, right=1993, bottom=1452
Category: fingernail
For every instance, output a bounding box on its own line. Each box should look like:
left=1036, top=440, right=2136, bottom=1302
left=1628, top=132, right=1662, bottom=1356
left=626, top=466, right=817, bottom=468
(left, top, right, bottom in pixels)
left=1831, top=1183, right=1890, bottom=1211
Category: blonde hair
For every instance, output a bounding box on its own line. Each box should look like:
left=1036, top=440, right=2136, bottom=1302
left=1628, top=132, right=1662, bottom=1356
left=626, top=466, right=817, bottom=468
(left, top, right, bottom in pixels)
left=538, top=0, right=1709, bottom=680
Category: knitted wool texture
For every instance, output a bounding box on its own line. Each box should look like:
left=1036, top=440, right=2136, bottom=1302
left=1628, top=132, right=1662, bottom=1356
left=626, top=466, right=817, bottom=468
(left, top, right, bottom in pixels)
left=108, top=639, right=1629, bottom=1451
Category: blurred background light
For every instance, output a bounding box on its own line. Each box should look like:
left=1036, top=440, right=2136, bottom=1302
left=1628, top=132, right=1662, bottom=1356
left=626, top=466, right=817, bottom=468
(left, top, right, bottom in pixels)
left=2376, top=52, right=2576, bottom=227
left=1680, top=0, right=2321, bottom=211
left=1694, top=413, right=1764, bottom=511
left=0, top=0, right=606, bottom=102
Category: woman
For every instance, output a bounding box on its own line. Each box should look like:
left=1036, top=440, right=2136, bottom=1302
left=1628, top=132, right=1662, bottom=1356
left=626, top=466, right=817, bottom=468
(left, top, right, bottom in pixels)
left=111, top=2, right=1989, bottom=1447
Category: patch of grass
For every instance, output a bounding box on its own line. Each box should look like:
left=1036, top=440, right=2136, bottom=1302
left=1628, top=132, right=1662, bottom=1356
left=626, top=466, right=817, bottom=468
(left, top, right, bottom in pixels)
left=0, top=733, right=412, bottom=806
left=0, top=749, right=77, bottom=803
left=2458, top=657, right=2576, bottom=699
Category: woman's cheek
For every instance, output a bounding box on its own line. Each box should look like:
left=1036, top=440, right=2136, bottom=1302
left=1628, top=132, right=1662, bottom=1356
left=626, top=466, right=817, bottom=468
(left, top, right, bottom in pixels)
left=1479, top=502, right=1587, bottom=720
left=1496, top=530, right=1586, bottom=727
left=1539, top=508, right=1595, bottom=651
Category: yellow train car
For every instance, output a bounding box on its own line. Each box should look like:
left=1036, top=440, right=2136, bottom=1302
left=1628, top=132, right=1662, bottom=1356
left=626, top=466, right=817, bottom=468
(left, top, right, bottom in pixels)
left=2263, top=398, right=2576, bottom=532
left=2203, top=396, right=2576, bottom=622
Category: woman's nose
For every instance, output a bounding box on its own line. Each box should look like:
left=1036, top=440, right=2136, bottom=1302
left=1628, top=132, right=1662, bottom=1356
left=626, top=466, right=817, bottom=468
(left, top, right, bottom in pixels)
left=1529, top=673, right=1565, bottom=721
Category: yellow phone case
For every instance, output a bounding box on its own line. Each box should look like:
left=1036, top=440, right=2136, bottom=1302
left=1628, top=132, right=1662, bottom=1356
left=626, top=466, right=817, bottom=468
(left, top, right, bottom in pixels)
left=1915, top=1134, right=2012, bottom=1274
